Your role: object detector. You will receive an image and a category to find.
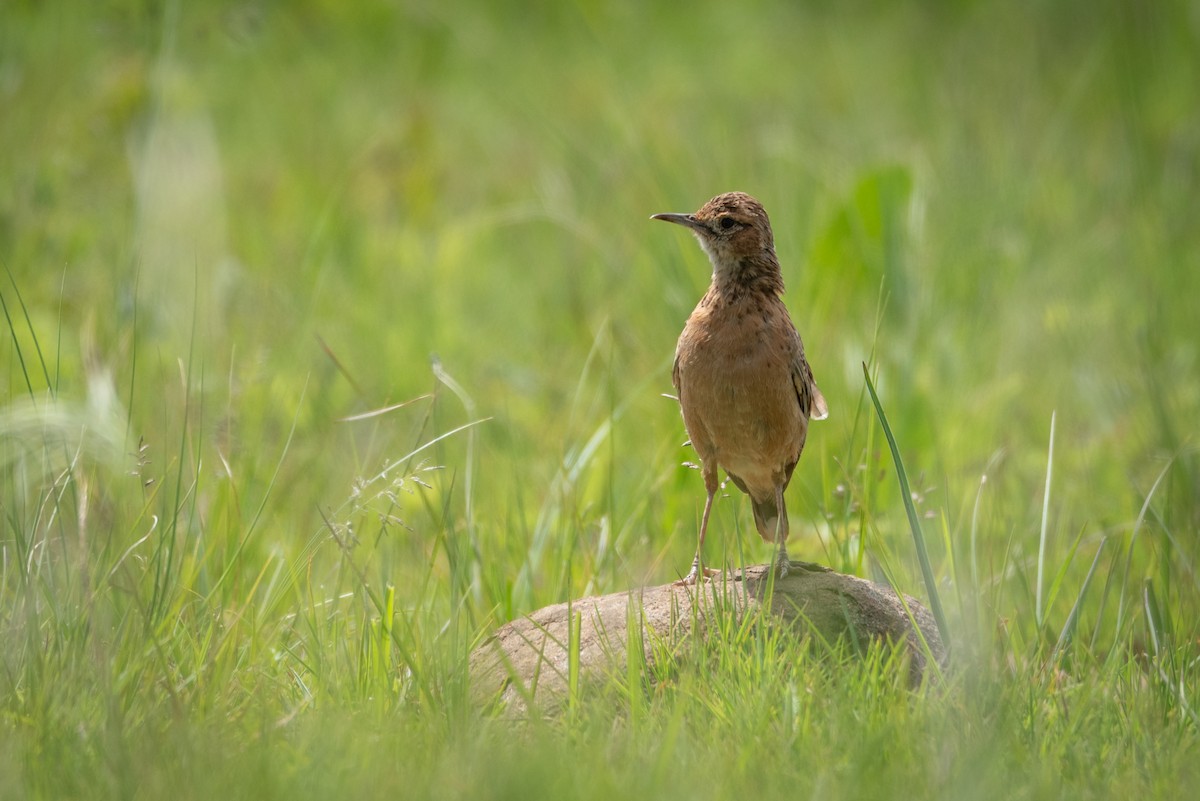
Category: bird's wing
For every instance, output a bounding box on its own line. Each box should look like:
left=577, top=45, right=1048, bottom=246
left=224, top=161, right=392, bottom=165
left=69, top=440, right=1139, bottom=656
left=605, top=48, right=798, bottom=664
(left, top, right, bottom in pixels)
left=809, top=381, right=829, bottom=421
left=791, top=338, right=829, bottom=421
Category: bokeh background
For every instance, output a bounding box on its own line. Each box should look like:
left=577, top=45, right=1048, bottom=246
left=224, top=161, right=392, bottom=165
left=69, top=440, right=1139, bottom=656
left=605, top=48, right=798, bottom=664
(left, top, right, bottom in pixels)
left=2, top=0, right=1198, bottom=797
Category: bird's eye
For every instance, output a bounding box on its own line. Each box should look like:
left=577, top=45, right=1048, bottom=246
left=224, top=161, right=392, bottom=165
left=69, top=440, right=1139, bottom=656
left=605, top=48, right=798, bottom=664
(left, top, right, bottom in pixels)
left=719, top=216, right=736, bottom=230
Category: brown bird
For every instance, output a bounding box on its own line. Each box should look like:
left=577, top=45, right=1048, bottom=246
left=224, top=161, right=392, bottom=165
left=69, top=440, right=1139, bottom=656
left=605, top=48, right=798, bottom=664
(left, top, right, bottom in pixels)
left=653, top=192, right=829, bottom=585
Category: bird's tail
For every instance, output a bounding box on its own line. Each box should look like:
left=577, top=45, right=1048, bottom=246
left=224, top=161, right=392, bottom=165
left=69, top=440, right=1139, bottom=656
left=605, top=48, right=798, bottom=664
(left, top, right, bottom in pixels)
left=751, top=494, right=784, bottom=543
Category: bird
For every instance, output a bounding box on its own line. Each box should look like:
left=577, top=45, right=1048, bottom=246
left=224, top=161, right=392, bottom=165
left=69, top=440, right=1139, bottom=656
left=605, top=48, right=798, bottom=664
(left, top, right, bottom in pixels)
left=652, top=192, right=829, bottom=585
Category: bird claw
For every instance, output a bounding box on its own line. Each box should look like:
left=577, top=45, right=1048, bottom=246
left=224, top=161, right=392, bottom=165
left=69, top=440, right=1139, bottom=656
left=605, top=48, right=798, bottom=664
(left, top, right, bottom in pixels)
left=673, top=566, right=721, bottom=586
left=772, top=558, right=830, bottom=580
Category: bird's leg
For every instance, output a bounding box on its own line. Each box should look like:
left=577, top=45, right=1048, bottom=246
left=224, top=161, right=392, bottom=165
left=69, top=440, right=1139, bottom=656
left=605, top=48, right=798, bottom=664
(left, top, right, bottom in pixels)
left=772, top=485, right=790, bottom=580
left=771, top=485, right=832, bottom=577
left=675, top=465, right=722, bottom=586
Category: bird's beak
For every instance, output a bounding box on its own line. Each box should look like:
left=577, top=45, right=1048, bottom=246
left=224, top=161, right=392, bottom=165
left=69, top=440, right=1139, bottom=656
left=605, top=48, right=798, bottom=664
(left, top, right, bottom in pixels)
left=650, top=212, right=704, bottom=231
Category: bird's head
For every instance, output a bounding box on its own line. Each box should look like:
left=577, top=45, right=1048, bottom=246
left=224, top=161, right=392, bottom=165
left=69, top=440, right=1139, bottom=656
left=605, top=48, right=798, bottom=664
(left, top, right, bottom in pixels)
left=651, top=192, right=778, bottom=284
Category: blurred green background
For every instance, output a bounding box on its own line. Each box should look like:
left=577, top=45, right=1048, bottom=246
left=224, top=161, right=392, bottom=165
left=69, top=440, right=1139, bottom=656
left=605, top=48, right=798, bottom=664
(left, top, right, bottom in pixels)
left=2, top=0, right=1199, bottom=797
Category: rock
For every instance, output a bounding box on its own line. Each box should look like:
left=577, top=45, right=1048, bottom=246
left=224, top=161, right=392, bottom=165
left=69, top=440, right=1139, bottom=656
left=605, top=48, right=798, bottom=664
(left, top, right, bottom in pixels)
left=469, top=564, right=946, bottom=712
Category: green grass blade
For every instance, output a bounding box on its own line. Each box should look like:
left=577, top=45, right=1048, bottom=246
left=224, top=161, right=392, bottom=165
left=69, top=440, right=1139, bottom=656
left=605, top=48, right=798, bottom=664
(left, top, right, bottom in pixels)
left=861, top=362, right=950, bottom=649
left=1041, top=522, right=1087, bottom=641
left=1142, top=578, right=1170, bottom=661
left=0, top=282, right=35, bottom=400
left=1114, top=459, right=1173, bottom=642
left=1036, top=411, right=1056, bottom=628
left=4, top=266, right=53, bottom=395
left=567, top=606, right=581, bottom=717
left=1053, top=535, right=1107, bottom=659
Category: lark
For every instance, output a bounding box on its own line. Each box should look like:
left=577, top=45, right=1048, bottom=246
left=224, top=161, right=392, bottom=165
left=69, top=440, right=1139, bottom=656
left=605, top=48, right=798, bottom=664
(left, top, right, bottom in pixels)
left=653, top=192, right=829, bottom=585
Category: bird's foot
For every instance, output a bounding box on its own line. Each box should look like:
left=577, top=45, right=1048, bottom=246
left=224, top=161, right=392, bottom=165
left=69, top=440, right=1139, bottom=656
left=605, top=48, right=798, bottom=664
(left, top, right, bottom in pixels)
left=672, top=566, right=721, bottom=586
left=770, top=558, right=831, bottom=580
left=772, top=557, right=790, bottom=581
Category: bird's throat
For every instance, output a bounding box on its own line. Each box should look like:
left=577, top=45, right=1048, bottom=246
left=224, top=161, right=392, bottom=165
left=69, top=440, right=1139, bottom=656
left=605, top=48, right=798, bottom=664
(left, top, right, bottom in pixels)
left=710, top=254, right=786, bottom=298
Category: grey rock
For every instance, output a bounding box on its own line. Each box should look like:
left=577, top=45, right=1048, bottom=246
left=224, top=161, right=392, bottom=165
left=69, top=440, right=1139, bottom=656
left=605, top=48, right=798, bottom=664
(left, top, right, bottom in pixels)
left=470, top=565, right=947, bottom=713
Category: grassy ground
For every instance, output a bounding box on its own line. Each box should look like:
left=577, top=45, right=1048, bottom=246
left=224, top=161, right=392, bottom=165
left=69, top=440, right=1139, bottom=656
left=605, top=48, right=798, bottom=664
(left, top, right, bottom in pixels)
left=3, top=0, right=1199, bottom=798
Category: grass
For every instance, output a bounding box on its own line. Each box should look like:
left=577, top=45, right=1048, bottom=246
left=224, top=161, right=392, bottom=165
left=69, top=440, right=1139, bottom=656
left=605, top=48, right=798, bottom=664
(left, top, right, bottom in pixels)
left=2, top=0, right=1199, bottom=797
